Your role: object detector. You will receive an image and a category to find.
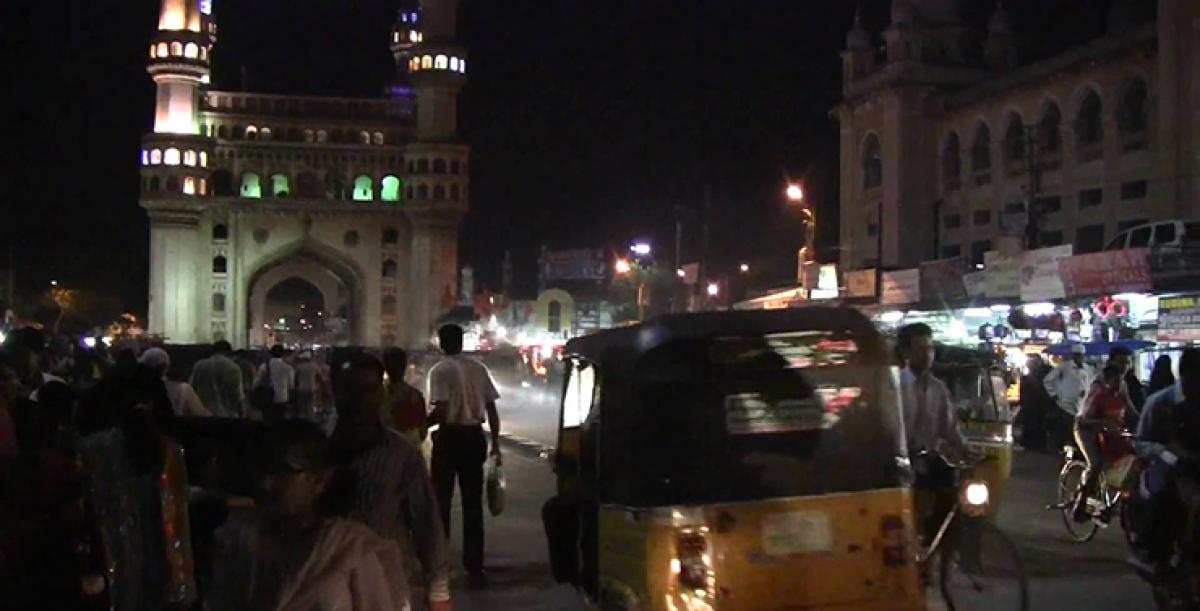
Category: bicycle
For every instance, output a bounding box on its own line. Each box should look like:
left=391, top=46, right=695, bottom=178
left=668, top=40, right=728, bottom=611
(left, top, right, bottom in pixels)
left=1048, top=433, right=1139, bottom=544
left=916, top=453, right=1029, bottom=611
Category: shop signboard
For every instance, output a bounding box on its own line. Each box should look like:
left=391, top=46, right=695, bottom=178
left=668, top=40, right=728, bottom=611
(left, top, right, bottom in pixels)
left=845, top=269, right=876, bottom=298
left=1158, top=295, right=1200, bottom=342
left=1019, top=244, right=1073, bottom=301
left=1057, top=248, right=1152, bottom=297
left=984, top=251, right=1020, bottom=298
left=963, top=271, right=987, bottom=297
left=881, top=269, right=920, bottom=305
left=920, top=257, right=967, bottom=301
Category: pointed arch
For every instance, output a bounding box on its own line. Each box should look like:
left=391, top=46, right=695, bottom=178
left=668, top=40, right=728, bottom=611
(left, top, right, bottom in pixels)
left=1074, top=87, right=1103, bottom=153
left=1003, top=112, right=1025, bottom=164
left=381, top=175, right=402, bottom=201
left=971, top=122, right=992, bottom=172
left=353, top=175, right=374, bottom=201
left=942, top=131, right=961, bottom=189
left=861, top=133, right=882, bottom=189
left=240, top=172, right=262, bottom=198
left=1038, top=101, right=1062, bottom=153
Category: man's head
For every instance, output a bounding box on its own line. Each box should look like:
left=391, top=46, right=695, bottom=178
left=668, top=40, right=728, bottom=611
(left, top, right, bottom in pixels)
left=1071, top=343, right=1086, bottom=366
left=438, top=324, right=464, bottom=356
left=258, top=420, right=333, bottom=519
left=335, top=352, right=386, bottom=428
left=382, top=347, right=408, bottom=380
left=1107, top=345, right=1133, bottom=378
left=897, top=323, right=935, bottom=374
left=213, top=340, right=233, bottom=356
left=270, top=344, right=285, bottom=358
left=1180, top=348, right=1200, bottom=404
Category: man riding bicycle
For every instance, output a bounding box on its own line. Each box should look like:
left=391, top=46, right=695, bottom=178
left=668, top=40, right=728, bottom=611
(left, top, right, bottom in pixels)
left=896, top=323, right=971, bottom=541
left=1073, top=347, right=1135, bottom=523
left=1135, top=347, right=1200, bottom=572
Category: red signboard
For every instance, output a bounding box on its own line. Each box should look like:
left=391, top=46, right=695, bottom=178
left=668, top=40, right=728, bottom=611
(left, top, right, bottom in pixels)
left=1057, top=248, right=1152, bottom=297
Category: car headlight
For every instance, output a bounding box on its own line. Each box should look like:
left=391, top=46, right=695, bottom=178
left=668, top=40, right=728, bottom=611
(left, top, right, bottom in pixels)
left=963, top=481, right=990, bottom=507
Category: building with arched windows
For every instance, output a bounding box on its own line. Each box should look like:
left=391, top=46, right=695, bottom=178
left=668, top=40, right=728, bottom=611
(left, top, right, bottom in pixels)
left=835, top=1, right=1200, bottom=271
left=140, top=0, right=469, bottom=348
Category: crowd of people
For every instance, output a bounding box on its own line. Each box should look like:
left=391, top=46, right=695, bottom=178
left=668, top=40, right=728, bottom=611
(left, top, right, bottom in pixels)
left=0, top=323, right=502, bottom=611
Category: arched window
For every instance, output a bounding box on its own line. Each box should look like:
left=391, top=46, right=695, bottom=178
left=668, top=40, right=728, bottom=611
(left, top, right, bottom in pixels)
left=548, top=301, right=562, bottom=334
left=240, top=172, right=262, bottom=198
left=971, top=123, right=992, bottom=171
left=417, top=184, right=429, bottom=199
left=183, top=176, right=196, bottom=194
left=360, top=131, right=371, bottom=145
left=1004, top=114, right=1025, bottom=163
left=942, top=133, right=961, bottom=187
left=200, top=46, right=207, bottom=61
left=1075, top=89, right=1103, bottom=148
left=166, top=176, right=180, bottom=192
left=1117, top=78, right=1149, bottom=138
left=372, top=131, right=384, bottom=145
left=861, top=134, right=882, bottom=189
left=353, top=175, right=373, bottom=201
left=410, top=58, right=420, bottom=72
left=199, top=151, right=208, bottom=167
left=184, top=42, right=198, bottom=58
left=450, top=159, right=461, bottom=174
left=433, top=159, right=447, bottom=174
left=316, top=129, right=328, bottom=143
left=433, top=185, right=445, bottom=200
left=421, top=55, right=433, bottom=69
left=435, top=54, right=448, bottom=69
left=212, top=256, right=227, bottom=274
left=450, top=184, right=461, bottom=200
left=141, top=150, right=149, bottom=165
left=1039, top=103, right=1062, bottom=153
left=381, top=295, right=397, bottom=316
left=164, top=147, right=180, bottom=166
left=326, top=176, right=345, bottom=199
left=459, top=59, right=466, bottom=73
left=245, top=125, right=258, bottom=140
left=170, top=41, right=183, bottom=56
left=304, top=129, right=314, bottom=143
left=417, top=158, right=429, bottom=173
left=183, top=150, right=197, bottom=166
left=199, top=178, right=207, bottom=195
left=211, top=170, right=233, bottom=196
left=382, top=228, right=399, bottom=245
left=260, top=127, right=271, bottom=140
left=148, top=176, right=161, bottom=192
left=381, top=175, right=401, bottom=201
left=382, top=259, right=398, bottom=278
left=450, top=57, right=460, bottom=72
left=270, top=173, right=289, bottom=197
left=212, top=224, right=228, bottom=241
left=150, top=44, right=157, bottom=58
left=156, top=42, right=169, bottom=58
left=212, top=292, right=226, bottom=313
left=150, top=149, right=162, bottom=164
left=217, top=125, right=229, bottom=139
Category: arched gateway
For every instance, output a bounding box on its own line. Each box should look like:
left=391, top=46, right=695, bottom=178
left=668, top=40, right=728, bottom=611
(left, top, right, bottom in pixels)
left=140, top=0, right=468, bottom=348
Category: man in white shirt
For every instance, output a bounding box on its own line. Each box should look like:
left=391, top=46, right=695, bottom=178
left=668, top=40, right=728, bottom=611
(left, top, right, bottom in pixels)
left=427, top=324, right=501, bottom=588
left=1043, top=343, right=1092, bottom=448
left=254, top=344, right=295, bottom=424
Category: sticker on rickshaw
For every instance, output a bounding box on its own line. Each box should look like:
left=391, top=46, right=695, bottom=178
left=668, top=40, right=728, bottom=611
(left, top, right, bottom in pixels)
left=761, top=511, right=834, bottom=555
left=725, top=393, right=823, bottom=434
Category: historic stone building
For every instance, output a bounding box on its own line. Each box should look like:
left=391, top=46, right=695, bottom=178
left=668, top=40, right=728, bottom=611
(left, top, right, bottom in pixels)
left=140, top=0, right=467, bottom=347
left=834, top=0, right=1200, bottom=272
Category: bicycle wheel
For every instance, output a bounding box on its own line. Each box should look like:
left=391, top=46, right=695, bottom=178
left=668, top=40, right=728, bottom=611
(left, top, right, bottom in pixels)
left=1058, top=461, right=1100, bottom=542
left=939, top=520, right=1029, bottom=611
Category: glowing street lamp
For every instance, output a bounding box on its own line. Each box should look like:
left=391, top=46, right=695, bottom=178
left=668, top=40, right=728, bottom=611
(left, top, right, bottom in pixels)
left=615, top=258, right=632, bottom=275
left=630, top=242, right=652, bottom=257
left=739, top=263, right=750, bottom=273
left=706, top=282, right=720, bottom=297
left=786, top=182, right=816, bottom=265
left=675, top=268, right=686, bottom=278
left=786, top=183, right=804, bottom=202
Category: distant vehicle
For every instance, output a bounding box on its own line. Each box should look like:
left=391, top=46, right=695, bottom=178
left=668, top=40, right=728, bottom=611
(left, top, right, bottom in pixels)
left=1104, top=219, right=1200, bottom=253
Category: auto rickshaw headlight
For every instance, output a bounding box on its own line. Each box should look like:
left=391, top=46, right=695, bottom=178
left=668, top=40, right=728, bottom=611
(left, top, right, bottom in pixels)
left=962, top=480, right=990, bottom=516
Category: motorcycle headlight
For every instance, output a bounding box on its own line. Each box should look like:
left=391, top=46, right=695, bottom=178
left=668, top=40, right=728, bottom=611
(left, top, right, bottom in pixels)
left=962, top=481, right=990, bottom=513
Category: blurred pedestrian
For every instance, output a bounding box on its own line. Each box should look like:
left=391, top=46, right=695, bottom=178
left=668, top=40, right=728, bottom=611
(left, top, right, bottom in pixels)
left=191, top=341, right=245, bottom=418
left=253, top=345, right=294, bottom=425
left=1043, top=345, right=1093, bottom=449
left=384, top=347, right=428, bottom=446
left=209, top=420, right=409, bottom=611
left=293, top=350, right=328, bottom=422
left=329, top=353, right=450, bottom=611
left=428, top=323, right=501, bottom=589
left=1148, top=354, right=1175, bottom=396
left=139, top=347, right=211, bottom=417
left=1019, top=354, right=1053, bottom=452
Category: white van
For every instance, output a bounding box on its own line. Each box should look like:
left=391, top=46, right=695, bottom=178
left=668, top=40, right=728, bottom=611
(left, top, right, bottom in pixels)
left=1104, top=220, right=1200, bottom=252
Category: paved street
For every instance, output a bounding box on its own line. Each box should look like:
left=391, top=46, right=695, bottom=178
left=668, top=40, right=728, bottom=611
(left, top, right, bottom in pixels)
left=467, top=386, right=1158, bottom=610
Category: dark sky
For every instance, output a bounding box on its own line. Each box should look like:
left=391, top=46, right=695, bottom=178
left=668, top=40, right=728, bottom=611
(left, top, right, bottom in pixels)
left=2, top=0, right=1127, bottom=311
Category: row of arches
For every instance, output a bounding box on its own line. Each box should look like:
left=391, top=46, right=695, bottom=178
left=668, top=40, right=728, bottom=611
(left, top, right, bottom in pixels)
left=144, top=175, right=208, bottom=196
left=143, top=147, right=208, bottom=168
left=408, top=54, right=467, bottom=74
left=150, top=40, right=208, bottom=62
left=209, top=169, right=462, bottom=202
left=210, top=224, right=404, bottom=249
left=206, top=94, right=398, bottom=121
left=393, top=29, right=421, bottom=44
left=406, top=157, right=466, bottom=175
left=206, top=123, right=387, bottom=146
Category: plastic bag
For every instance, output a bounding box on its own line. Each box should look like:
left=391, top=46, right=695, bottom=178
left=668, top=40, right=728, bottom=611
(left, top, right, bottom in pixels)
left=486, top=455, right=506, bottom=516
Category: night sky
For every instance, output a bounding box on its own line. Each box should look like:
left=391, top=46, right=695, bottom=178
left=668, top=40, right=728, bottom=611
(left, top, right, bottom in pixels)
left=2, top=0, right=1122, bottom=313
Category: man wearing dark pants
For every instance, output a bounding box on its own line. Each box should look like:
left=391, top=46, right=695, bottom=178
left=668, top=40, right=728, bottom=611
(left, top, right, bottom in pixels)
left=428, top=324, right=501, bottom=588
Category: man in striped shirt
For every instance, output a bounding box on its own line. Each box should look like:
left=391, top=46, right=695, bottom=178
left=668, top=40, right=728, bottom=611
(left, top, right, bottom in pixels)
left=330, top=353, right=451, bottom=611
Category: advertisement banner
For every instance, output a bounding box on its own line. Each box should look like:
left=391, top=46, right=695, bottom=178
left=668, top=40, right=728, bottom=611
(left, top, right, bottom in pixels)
left=1057, top=248, right=1152, bottom=297
left=845, top=269, right=877, bottom=298
left=881, top=269, right=920, bottom=305
left=1019, top=245, right=1073, bottom=301
left=1158, top=295, right=1200, bottom=342
left=963, top=271, right=987, bottom=298
left=541, top=249, right=608, bottom=281
left=984, top=251, right=1020, bottom=298
left=919, top=257, right=967, bottom=301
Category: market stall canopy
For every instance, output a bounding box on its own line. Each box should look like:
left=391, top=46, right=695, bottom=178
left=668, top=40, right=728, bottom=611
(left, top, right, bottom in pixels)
left=1042, top=340, right=1154, bottom=357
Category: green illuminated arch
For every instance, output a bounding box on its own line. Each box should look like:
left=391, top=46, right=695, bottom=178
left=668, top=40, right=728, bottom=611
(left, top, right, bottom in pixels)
left=353, top=175, right=374, bottom=201
left=240, top=172, right=262, bottom=198
left=381, top=175, right=402, bottom=201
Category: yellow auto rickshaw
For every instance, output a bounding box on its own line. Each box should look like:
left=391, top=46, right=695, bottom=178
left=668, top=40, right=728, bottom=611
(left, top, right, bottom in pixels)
left=543, top=307, right=926, bottom=610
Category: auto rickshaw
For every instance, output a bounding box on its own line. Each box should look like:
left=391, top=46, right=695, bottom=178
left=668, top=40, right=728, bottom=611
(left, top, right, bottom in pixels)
left=543, top=307, right=925, bottom=611
left=931, top=346, right=1014, bottom=518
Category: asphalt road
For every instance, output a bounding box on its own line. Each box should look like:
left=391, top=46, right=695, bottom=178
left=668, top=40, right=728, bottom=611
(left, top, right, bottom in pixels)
left=478, top=382, right=1158, bottom=610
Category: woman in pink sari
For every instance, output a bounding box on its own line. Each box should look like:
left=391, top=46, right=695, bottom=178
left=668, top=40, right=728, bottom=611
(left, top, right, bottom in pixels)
left=211, top=420, right=410, bottom=610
